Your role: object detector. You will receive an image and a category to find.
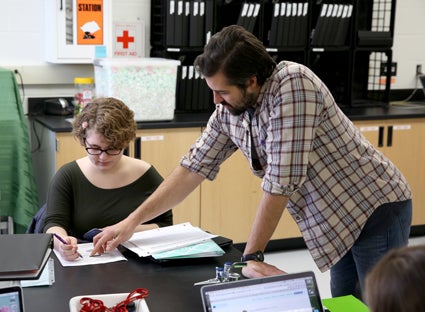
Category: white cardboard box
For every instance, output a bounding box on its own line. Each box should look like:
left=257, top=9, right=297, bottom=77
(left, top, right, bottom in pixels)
left=69, top=293, right=149, bottom=312
left=94, top=58, right=180, bottom=121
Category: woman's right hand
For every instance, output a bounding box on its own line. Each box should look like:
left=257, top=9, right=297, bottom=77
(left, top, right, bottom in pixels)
left=54, top=234, right=80, bottom=261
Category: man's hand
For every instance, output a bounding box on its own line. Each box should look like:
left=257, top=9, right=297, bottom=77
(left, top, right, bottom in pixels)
left=90, top=218, right=136, bottom=256
left=242, top=261, right=286, bottom=278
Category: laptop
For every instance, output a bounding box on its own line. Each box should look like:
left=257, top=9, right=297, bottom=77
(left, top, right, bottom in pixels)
left=0, top=286, right=25, bottom=311
left=200, top=271, right=325, bottom=312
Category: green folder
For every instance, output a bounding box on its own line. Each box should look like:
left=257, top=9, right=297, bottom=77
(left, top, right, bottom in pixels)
left=151, top=239, right=224, bottom=260
left=322, top=295, right=369, bottom=312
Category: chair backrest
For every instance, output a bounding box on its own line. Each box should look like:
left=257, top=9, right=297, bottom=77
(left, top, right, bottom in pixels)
left=0, top=216, right=14, bottom=234
left=26, top=204, right=47, bottom=234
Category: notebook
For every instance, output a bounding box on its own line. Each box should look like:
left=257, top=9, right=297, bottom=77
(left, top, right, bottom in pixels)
left=0, top=286, right=25, bottom=311
left=0, top=234, right=53, bottom=280
left=200, top=271, right=325, bottom=312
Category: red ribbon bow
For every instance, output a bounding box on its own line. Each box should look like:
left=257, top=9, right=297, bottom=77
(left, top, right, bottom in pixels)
left=79, top=288, right=149, bottom=312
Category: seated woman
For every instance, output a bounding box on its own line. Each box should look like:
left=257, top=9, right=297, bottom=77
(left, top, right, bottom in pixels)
left=364, top=244, right=425, bottom=312
left=43, top=97, right=173, bottom=260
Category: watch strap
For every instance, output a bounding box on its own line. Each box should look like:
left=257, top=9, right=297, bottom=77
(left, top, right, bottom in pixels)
left=241, top=250, right=264, bottom=262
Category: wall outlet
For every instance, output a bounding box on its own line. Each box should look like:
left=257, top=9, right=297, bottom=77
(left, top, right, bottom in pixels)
left=380, top=62, right=397, bottom=77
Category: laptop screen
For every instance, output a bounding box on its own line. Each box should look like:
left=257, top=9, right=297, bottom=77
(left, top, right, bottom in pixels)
left=0, top=286, right=24, bottom=312
left=201, top=271, right=324, bottom=312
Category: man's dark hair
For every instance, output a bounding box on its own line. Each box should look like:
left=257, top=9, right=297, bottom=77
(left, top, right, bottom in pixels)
left=194, top=25, right=276, bottom=88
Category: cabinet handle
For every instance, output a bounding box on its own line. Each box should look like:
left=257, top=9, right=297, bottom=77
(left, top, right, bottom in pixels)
left=134, top=137, right=141, bottom=160
left=60, top=0, right=63, bottom=10
left=378, top=126, right=384, bottom=147
left=387, top=126, right=393, bottom=147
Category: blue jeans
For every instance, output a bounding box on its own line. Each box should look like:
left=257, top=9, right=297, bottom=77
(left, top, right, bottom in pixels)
left=330, top=199, right=412, bottom=299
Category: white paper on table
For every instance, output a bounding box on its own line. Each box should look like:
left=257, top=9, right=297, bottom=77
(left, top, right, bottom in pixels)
left=54, top=243, right=127, bottom=267
left=121, top=222, right=217, bottom=257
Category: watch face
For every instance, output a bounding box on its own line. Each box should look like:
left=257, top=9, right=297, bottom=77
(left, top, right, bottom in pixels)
left=256, top=251, right=264, bottom=261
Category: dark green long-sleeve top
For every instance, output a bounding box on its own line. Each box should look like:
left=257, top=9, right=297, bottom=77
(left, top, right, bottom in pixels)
left=43, top=161, right=173, bottom=239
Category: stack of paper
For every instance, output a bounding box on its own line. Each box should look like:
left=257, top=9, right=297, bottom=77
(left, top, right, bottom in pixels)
left=122, top=223, right=225, bottom=260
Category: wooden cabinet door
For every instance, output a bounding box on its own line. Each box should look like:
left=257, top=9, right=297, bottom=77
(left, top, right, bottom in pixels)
left=383, top=119, right=425, bottom=225
left=354, top=118, right=425, bottom=225
left=200, top=150, right=301, bottom=243
left=55, top=133, right=86, bottom=170
left=353, top=120, right=383, bottom=149
left=135, top=128, right=202, bottom=226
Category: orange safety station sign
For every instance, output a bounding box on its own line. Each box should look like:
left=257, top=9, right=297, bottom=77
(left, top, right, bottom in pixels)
left=77, top=0, right=104, bottom=45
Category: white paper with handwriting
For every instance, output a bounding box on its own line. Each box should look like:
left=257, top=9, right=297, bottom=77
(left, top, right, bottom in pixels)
left=54, top=243, right=127, bottom=266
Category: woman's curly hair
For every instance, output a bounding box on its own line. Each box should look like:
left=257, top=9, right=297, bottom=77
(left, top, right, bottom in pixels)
left=72, top=97, right=136, bottom=149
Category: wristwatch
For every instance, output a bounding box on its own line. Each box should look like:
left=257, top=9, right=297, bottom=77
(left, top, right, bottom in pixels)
left=241, top=250, right=264, bottom=262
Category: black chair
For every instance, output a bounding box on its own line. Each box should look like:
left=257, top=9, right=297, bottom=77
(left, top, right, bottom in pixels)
left=0, top=216, right=14, bottom=234
left=26, top=204, right=47, bottom=234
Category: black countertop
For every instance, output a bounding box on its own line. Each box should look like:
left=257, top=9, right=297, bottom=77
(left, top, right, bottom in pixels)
left=341, top=103, right=425, bottom=121
left=31, top=112, right=213, bottom=132
left=31, top=103, right=425, bottom=133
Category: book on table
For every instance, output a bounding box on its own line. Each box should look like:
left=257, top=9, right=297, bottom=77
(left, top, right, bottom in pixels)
left=0, top=233, right=53, bottom=280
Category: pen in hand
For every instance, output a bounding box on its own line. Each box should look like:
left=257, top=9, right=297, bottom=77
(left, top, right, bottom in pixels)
left=53, top=233, right=83, bottom=258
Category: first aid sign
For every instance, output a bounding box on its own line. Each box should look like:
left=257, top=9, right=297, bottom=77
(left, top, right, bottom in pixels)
left=113, top=21, right=144, bottom=57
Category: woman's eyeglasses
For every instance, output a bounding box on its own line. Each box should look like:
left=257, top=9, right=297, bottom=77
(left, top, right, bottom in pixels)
left=85, top=147, right=122, bottom=156
left=84, top=140, right=122, bottom=156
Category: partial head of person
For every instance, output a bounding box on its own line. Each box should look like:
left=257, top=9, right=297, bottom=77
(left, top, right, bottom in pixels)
left=72, top=97, right=136, bottom=157
left=194, top=25, right=276, bottom=115
left=364, top=245, right=425, bottom=312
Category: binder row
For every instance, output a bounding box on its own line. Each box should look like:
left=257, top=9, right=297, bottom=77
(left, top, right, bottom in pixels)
left=237, top=2, right=261, bottom=33
left=269, top=2, right=309, bottom=47
left=166, top=0, right=213, bottom=47
left=175, top=65, right=213, bottom=112
left=311, top=3, right=353, bottom=46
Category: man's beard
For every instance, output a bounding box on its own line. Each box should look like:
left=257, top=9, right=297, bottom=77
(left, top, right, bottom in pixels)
left=221, top=90, right=257, bottom=116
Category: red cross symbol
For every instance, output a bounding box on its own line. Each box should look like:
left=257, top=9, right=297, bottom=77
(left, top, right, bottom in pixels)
left=117, top=30, right=134, bottom=49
